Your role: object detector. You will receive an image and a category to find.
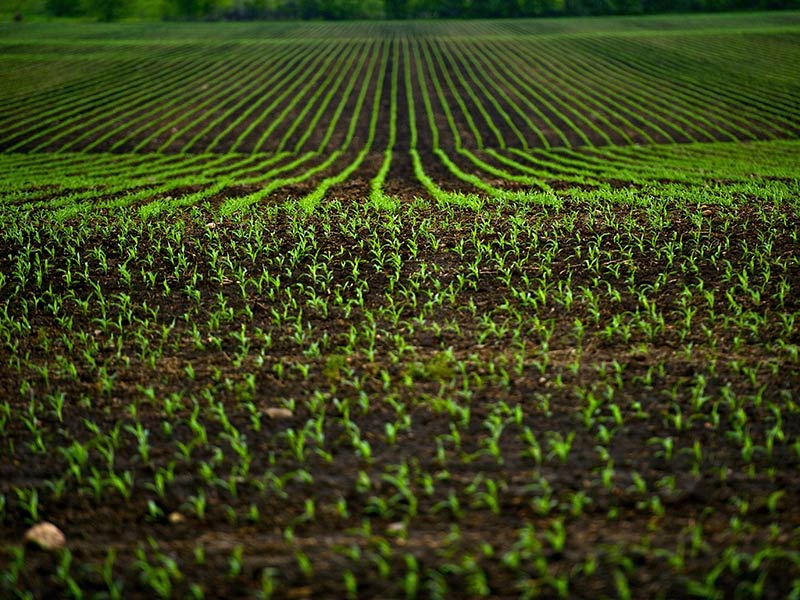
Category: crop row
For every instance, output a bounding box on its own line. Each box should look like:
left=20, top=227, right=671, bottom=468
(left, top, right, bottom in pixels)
left=2, top=20, right=799, bottom=206
left=4, top=31, right=797, bottom=155
left=1, top=138, right=798, bottom=218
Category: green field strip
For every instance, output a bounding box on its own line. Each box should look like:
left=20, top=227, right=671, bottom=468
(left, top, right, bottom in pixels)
left=0, top=46, right=222, bottom=148
left=83, top=48, right=280, bottom=154
left=43, top=151, right=217, bottom=183
left=226, top=40, right=371, bottom=185
left=17, top=182, right=159, bottom=213
left=253, top=39, right=354, bottom=152
left=532, top=147, right=690, bottom=183
left=449, top=146, right=556, bottom=191
left=169, top=42, right=351, bottom=154
left=103, top=45, right=301, bottom=155
left=668, top=32, right=800, bottom=97
left=204, top=43, right=331, bottom=154
left=0, top=151, right=145, bottom=178
left=542, top=37, right=732, bottom=145
left=138, top=178, right=241, bottom=218
left=403, top=36, right=454, bottom=203
left=501, top=148, right=601, bottom=178
left=592, top=40, right=787, bottom=141
left=145, top=152, right=291, bottom=188
left=272, top=42, right=365, bottom=154
left=447, top=37, right=540, bottom=150
left=0, top=52, right=148, bottom=115
left=608, top=49, right=784, bottom=141
left=503, top=42, right=636, bottom=147
left=288, top=40, right=377, bottom=158
left=568, top=143, right=713, bottom=174
left=652, top=33, right=800, bottom=93
left=446, top=38, right=535, bottom=149
left=480, top=38, right=595, bottom=147
left=526, top=147, right=636, bottom=174
left=59, top=153, right=207, bottom=184
left=285, top=44, right=368, bottom=155
left=219, top=38, right=383, bottom=213
left=91, top=46, right=282, bottom=153
left=154, top=152, right=297, bottom=194
left=545, top=145, right=707, bottom=183
left=0, top=45, right=199, bottom=119
left=10, top=153, right=244, bottom=201
left=593, top=141, right=754, bottom=167
left=492, top=23, right=800, bottom=43
left=122, top=48, right=281, bottom=153
left=485, top=149, right=601, bottom=185
left=641, top=142, right=800, bottom=181
left=0, top=155, right=175, bottom=197
left=718, top=139, right=800, bottom=166
left=3, top=154, right=229, bottom=210
left=118, top=153, right=239, bottom=182
left=185, top=41, right=353, bottom=154
left=592, top=36, right=800, bottom=137
left=572, top=142, right=800, bottom=183
left=223, top=42, right=337, bottom=152
left=411, top=38, right=535, bottom=198
left=5, top=49, right=244, bottom=153
left=152, top=46, right=315, bottom=154
left=516, top=44, right=655, bottom=148
left=572, top=146, right=672, bottom=168
left=514, top=42, right=660, bottom=147
left=429, top=39, right=509, bottom=149
left=300, top=39, right=390, bottom=210
left=185, top=152, right=288, bottom=181
left=419, top=38, right=485, bottom=150
left=413, top=38, right=475, bottom=161
left=407, top=37, right=442, bottom=153
left=523, top=38, right=698, bottom=146
left=462, top=40, right=564, bottom=149
left=476, top=38, right=625, bottom=152
left=231, top=41, right=347, bottom=153
left=417, top=36, right=519, bottom=194
left=0, top=56, right=143, bottom=114
left=370, top=39, right=400, bottom=207
left=223, top=151, right=318, bottom=186
left=569, top=146, right=716, bottom=182
left=623, top=139, right=800, bottom=174
left=15, top=153, right=271, bottom=213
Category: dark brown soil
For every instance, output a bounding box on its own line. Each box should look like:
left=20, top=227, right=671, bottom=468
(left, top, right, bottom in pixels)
left=1, top=193, right=799, bottom=599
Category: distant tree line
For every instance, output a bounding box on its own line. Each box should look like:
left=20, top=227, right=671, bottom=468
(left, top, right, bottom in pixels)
left=45, top=0, right=800, bottom=21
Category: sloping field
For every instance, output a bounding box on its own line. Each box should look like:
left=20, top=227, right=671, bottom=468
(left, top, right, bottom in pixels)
left=1, top=13, right=800, bottom=211
left=1, top=13, right=800, bottom=600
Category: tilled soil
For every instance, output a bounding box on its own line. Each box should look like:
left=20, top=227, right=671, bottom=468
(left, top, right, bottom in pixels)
left=1, top=194, right=799, bottom=599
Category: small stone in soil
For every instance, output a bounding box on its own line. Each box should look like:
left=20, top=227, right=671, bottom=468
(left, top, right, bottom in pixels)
left=264, top=408, right=293, bottom=419
left=24, top=522, right=66, bottom=551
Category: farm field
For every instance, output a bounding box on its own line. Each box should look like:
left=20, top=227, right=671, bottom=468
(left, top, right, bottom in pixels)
left=1, top=12, right=800, bottom=599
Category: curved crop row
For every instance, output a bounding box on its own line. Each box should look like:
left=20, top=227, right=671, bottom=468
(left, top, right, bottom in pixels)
left=2, top=47, right=232, bottom=152
left=219, top=39, right=386, bottom=214
left=0, top=18, right=798, bottom=207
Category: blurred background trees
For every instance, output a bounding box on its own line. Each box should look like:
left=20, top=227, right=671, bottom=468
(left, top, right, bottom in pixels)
left=24, top=0, right=800, bottom=23
left=170, top=0, right=800, bottom=19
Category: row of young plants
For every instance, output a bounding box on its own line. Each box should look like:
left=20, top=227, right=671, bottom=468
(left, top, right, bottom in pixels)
left=1, top=183, right=799, bottom=597
left=2, top=18, right=799, bottom=157
left=1, top=138, right=798, bottom=218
